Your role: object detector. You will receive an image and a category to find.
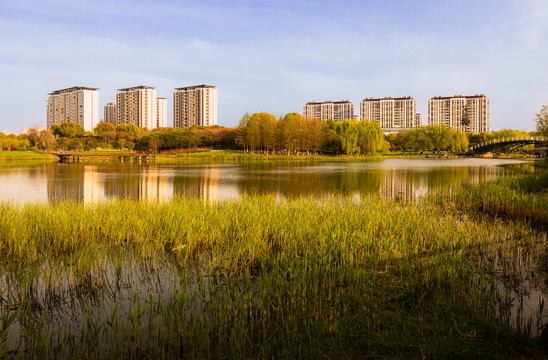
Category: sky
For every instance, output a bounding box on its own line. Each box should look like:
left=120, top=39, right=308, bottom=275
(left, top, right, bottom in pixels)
left=1, top=0, right=547, bottom=133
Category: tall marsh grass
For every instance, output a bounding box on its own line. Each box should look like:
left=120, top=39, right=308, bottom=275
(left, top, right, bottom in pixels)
left=0, top=195, right=546, bottom=358
left=439, top=167, right=548, bottom=230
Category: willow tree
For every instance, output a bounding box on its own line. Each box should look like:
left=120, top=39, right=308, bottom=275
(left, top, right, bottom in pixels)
left=357, top=120, right=388, bottom=154
left=336, top=120, right=360, bottom=155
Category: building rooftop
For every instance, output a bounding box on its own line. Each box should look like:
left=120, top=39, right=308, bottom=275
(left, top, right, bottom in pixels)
left=305, top=100, right=352, bottom=105
left=49, top=87, right=99, bottom=95
left=175, top=84, right=216, bottom=91
left=430, top=94, right=486, bottom=100
left=117, top=86, right=156, bottom=91
left=362, top=96, right=414, bottom=101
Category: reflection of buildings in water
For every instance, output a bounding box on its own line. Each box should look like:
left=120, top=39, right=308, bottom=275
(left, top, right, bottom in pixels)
left=83, top=166, right=101, bottom=203
left=172, top=167, right=239, bottom=201
left=102, top=167, right=170, bottom=201
left=379, top=169, right=427, bottom=201
left=140, top=174, right=169, bottom=201
left=47, top=165, right=101, bottom=203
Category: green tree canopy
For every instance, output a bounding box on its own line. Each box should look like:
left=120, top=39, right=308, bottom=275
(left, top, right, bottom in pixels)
left=51, top=122, right=85, bottom=138
left=116, top=124, right=145, bottom=141
left=94, top=122, right=116, bottom=136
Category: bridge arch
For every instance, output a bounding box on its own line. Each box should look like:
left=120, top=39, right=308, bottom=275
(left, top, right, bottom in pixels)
left=467, top=136, right=547, bottom=155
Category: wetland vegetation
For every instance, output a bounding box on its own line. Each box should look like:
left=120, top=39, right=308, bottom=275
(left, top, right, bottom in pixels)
left=0, top=161, right=547, bottom=358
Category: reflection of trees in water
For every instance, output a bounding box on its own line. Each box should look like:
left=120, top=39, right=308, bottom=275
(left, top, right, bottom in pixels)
left=0, top=162, right=53, bottom=179
left=102, top=164, right=168, bottom=201
left=47, top=164, right=86, bottom=202
left=337, top=169, right=383, bottom=197
left=172, top=167, right=219, bottom=201
left=47, top=164, right=101, bottom=203
left=42, top=161, right=542, bottom=203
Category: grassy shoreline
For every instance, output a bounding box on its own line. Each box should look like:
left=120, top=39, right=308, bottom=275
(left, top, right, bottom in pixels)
left=154, top=149, right=456, bottom=162
left=1, top=172, right=547, bottom=358
left=0, top=151, right=57, bottom=161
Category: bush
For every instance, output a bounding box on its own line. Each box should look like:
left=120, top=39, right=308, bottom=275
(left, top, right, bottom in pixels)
left=2, top=147, right=8, bottom=151
left=10, top=147, right=17, bottom=151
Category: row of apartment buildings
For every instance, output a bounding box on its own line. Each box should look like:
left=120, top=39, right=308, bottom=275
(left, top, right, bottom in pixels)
left=303, top=94, right=490, bottom=133
left=47, top=85, right=218, bottom=132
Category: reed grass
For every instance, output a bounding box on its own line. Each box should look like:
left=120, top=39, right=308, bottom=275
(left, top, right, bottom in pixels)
left=0, top=192, right=547, bottom=358
left=438, top=166, right=548, bottom=230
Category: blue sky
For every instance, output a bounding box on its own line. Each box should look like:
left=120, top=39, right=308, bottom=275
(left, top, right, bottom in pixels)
left=1, top=0, right=547, bottom=133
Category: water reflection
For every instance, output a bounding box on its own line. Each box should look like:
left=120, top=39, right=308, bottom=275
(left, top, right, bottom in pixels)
left=0, top=159, right=538, bottom=203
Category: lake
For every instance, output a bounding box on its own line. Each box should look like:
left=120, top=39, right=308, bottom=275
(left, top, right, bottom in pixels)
left=0, top=158, right=538, bottom=203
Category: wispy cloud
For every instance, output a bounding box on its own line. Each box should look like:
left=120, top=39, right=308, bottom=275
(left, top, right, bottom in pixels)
left=0, top=0, right=547, bottom=131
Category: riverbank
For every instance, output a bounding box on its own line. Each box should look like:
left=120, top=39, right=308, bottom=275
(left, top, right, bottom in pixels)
left=0, top=176, right=547, bottom=358
left=0, top=150, right=57, bottom=161
left=153, top=149, right=445, bottom=162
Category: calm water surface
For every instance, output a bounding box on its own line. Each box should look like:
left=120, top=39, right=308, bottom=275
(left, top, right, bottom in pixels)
left=0, top=158, right=538, bottom=203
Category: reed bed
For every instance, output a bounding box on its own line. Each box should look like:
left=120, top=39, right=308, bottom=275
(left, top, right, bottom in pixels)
left=439, top=168, right=548, bottom=230
left=0, top=194, right=546, bottom=358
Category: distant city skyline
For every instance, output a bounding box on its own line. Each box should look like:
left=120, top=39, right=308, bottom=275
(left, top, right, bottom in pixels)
left=1, top=0, right=548, bottom=133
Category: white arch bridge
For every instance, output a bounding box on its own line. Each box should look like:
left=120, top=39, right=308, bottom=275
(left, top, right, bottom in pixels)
left=466, top=136, right=547, bottom=156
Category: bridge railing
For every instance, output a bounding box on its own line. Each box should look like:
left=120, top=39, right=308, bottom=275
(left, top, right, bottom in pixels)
left=468, top=136, right=547, bottom=152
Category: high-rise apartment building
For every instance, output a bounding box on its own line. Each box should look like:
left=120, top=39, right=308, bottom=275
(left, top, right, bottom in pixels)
left=116, top=86, right=158, bottom=130
left=428, top=94, right=489, bottom=133
left=303, top=100, right=354, bottom=121
left=173, top=85, right=217, bottom=128
left=104, top=102, right=117, bottom=126
left=157, top=98, right=167, bottom=128
left=360, top=97, right=419, bottom=133
left=47, top=87, right=99, bottom=132
left=416, top=113, right=422, bottom=127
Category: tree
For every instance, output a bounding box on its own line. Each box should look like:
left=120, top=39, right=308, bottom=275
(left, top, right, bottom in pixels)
left=254, top=113, right=277, bottom=154
left=51, top=122, right=85, bottom=138
left=406, top=129, right=430, bottom=153
left=337, top=120, right=360, bottom=155
left=356, top=120, right=388, bottom=154
left=94, top=122, right=116, bottom=136
left=25, top=128, right=40, bottom=147
left=245, top=115, right=261, bottom=153
left=307, top=118, right=327, bottom=154
left=534, top=105, right=548, bottom=136
left=39, top=130, right=56, bottom=150
left=278, top=113, right=303, bottom=154
left=235, top=113, right=250, bottom=151
left=116, top=124, right=144, bottom=141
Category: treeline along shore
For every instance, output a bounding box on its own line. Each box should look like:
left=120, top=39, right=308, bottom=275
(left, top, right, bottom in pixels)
left=3, top=112, right=540, bottom=157
left=0, top=161, right=547, bottom=358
